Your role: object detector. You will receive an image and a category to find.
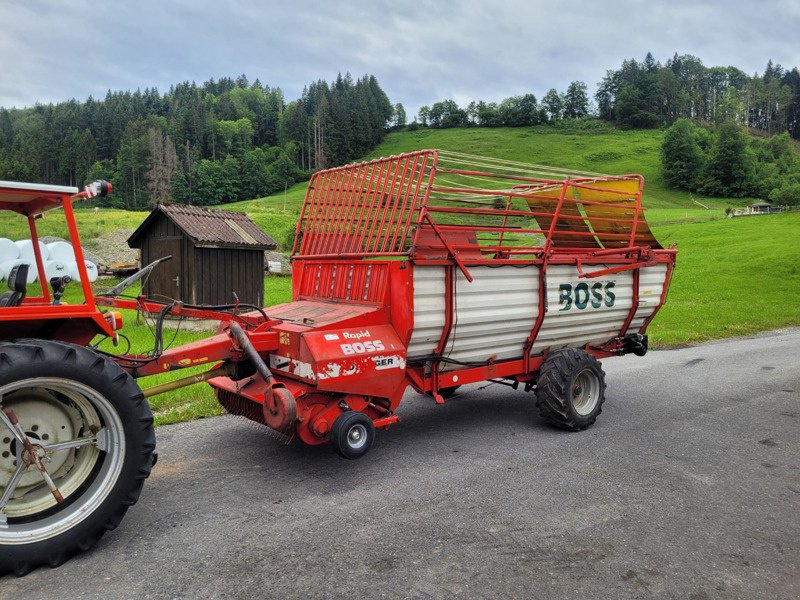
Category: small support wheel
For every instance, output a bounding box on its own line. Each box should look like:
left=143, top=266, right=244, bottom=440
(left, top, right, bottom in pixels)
left=330, top=411, right=375, bottom=460
left=535, top=348, right=606, bottom=431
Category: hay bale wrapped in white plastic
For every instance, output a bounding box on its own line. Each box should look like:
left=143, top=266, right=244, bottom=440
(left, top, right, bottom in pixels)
left=44, top=260, right=70, bottom=281
left=0, top=259, right=38, bottom=284
left=0, top=239, right=20, bottom=273
left=46, top=241, right=76, bottom=262
left=15, top=240, right=49, bottom=263
left=67, top=260, right=98, bottom=283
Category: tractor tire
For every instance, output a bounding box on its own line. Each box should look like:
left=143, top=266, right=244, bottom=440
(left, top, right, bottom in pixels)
left=0, top=340, right=155, bottom=576
left=535, top=348, right=606, bottom=431
left=330, top=411, right=375, bottom=460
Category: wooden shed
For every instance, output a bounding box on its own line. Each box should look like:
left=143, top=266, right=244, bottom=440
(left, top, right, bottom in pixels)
left=128, top=204, right=277, bottom=306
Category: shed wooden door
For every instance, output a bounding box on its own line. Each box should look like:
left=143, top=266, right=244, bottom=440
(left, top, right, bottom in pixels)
left=146, top=236, right=184, bottom=301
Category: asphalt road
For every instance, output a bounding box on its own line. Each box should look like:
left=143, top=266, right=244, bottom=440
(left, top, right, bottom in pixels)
left=2, top=329, right=799, bottom=599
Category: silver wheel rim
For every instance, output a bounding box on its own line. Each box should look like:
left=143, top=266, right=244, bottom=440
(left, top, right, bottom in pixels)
left=571, top=369, right=600, bottom=416
left=347, top=424, right=368, bottom=451
left=0, top=378, right=125, bottom=545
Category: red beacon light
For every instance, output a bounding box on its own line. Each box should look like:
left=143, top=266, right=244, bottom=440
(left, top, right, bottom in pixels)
left=82, top=180, right=112, bottom=199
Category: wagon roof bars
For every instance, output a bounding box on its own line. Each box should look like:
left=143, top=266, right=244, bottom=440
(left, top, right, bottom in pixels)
left=292, top=149, right=662, bottom=262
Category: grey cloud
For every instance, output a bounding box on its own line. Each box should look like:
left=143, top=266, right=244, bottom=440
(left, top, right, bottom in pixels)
left=0, top=0, right=798, bottom=117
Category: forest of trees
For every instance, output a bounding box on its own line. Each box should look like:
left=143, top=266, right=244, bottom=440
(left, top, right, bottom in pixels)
left=0, top=73, right=394, bottom=209
left=661, top=120, right=800, bottom=204
left=413, top=54, right=800, bottom=140
left=596, top=53, right=800, bottom=137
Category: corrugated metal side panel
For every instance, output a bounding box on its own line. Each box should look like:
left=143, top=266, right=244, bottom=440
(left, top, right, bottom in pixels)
left=443, top=266, right=538, bottom=367
left=531, top=264, right=633, bottom=354
left=629, top=263, right=668, bottom=331
left=407, top=267, right=446, bottom=358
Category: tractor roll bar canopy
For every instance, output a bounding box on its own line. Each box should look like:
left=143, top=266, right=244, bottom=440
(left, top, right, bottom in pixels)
left=0, top=181, right=80, bottom=216
left=0, top=180, right=111, bottom=307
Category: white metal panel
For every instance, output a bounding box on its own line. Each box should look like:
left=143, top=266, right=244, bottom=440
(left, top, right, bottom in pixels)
left=407, top=267, right=446, bottom=358
left=443, top=266, right=539, bottom=366
left=531, top=264, right=633, bottom=354
left=410, top=262, right=669, bottom=364
left=629, top=263, right=668, bottom=330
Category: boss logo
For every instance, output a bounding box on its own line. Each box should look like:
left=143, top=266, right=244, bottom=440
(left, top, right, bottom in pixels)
left=340, top=340, right=385, bottom=355
left=558, top=282, right=616, bottom=311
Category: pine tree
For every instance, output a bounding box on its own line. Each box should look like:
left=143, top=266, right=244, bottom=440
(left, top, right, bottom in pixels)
left=661, top=119, right=704, bottom=190
left=145, top=127, right=180, bottom=206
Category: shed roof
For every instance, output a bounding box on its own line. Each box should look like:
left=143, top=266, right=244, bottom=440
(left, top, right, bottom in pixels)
left=128, top=204, right=277, bottom=250
left=749, top=201, right=772, bottom=208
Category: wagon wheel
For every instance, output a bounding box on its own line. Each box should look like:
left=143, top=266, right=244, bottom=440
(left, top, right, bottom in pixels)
left=330, top=411, right=375, bottom=459
left=0, top=340, right=155, bottom=576
left=535, top=348, right=606, bottom=431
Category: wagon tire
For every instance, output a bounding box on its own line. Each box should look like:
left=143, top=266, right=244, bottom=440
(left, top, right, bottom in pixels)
left=330, top=411, right=375, bottom=460
left=535, top=348, right=606, bottom=431
left=0, top=340, right=155, bottom=576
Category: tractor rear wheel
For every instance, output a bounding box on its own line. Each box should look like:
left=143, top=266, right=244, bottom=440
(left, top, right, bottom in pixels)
left=0, top=340, right=155, bottom=576
left=535, top=348, right=606, bottom=431
left=330, top=411, right=375, bottom=459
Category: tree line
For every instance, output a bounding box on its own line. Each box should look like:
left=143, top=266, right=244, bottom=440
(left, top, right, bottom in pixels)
left=0, top=73, right=393, bottom=209
left=410, top=53, right=800, bottom=140
left=596, top=53, right=800, bottom=137
left=412, top=81, right=590, bottom=129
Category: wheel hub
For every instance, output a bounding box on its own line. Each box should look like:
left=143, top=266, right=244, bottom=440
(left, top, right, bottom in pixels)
left=571, top=369, right=600, bottom=416
left=0, top=384, right=103, bottom=521
left=1, top=389, right=80, bottom=496
left=347, top=424, right=368, bottom=450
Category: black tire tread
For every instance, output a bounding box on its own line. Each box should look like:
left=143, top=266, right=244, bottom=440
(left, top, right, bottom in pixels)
left=330, top=411, right=375, bottom=460
left=535, top=348, right=606, bottom=431
left=0, top=339, right=155, bottom=576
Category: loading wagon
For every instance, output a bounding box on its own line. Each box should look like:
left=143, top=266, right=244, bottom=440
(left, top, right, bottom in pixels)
left=0, top=150, right=675, bottom=574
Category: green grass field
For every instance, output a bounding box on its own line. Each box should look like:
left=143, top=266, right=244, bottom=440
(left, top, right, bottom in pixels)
left=2, top=125, right=796, bottom=424
left=650, top=213, right=800, bottom=345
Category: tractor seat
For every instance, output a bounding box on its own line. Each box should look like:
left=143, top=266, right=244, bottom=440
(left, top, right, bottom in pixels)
left=0, top=264, right=29, bottom=308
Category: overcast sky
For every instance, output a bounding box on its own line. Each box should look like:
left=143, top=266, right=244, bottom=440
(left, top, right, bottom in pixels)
left=1, top=0, right=798, bottom=118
